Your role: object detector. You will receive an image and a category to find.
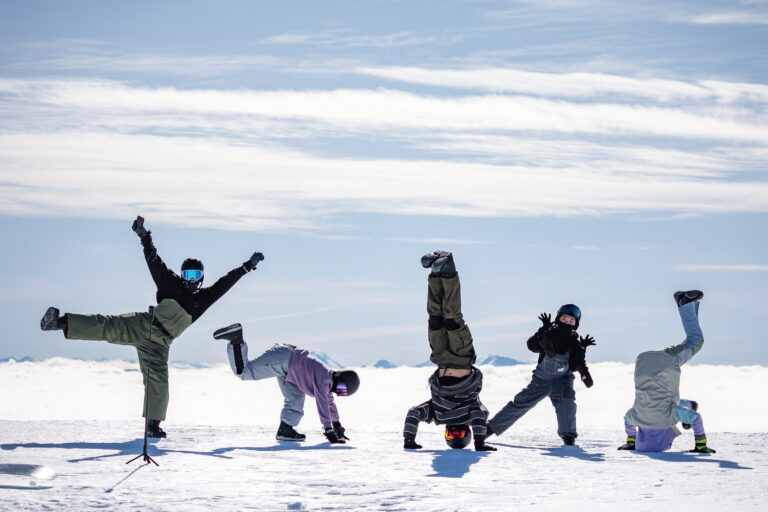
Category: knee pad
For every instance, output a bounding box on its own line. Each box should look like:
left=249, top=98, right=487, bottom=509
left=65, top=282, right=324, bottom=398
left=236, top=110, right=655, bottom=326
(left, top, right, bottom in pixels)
left=444, top=318, right=460, bottom=331
left=428, top=315, right=444, bottom=330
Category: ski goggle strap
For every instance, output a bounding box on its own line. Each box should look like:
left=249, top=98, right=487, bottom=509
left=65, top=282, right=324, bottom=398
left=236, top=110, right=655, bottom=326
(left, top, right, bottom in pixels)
left=445, top=428, right=468, bottom=440
left=182, top=269, right=203, bottom=282
left=335, top=381, right=348, bottom=396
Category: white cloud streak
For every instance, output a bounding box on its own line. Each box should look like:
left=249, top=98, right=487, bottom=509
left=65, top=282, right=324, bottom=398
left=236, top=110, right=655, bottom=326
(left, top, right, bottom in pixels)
left=356, top=66, right=768, bottom=104
left=676, top=264, right=768, bottom=271
left=685, top=11, right=768, bottom=25
left=262, top=30, right=436, bottom=48
left=2, top=79, right=766, bottom=142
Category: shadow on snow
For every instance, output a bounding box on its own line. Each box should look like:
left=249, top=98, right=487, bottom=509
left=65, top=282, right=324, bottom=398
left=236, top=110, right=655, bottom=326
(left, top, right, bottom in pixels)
left=491, top=442, right=606, bottom=462
left=635, top=451, right=752, bottom=470
left=406, top=449, right=490, bottom=478
left=1, top=439, right=354, bottom=463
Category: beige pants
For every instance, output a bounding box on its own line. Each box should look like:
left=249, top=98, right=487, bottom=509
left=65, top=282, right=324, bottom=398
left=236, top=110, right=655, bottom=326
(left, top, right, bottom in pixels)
left=427, top=274, right=476, bottom=369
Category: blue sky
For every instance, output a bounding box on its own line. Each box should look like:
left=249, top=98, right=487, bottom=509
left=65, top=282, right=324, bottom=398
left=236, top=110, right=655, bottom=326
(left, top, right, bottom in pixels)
left=1, top=0, right=766, bottom=366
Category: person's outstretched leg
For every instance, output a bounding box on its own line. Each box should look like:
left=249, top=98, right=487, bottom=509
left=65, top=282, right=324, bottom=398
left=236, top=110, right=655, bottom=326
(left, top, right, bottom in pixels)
left=549, top=374, right=577, bottom=444
left=665, top=290, right=704, bottom=366
left=487, top=377, right=550, bottom=436
left=230, top=343, right=293, bottom=381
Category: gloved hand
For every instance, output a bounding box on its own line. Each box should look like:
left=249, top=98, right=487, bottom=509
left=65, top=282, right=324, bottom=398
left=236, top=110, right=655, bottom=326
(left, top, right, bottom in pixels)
left=474, top=439, right=497, bottom=452
left=324, top=427, right=346, bottom=444
left=580, top=371, right=594, bottom=388
left=538, top=313, right=552, bottom=329
left=618, top=437, right=636, bottom=450
left=243, top=252, right=264, bottom=271
left=539, top=336, right=556, bottom=358
left=131, top=216, right=150, bottom=239
left=332, top=421, right=350, bottom=441
left=579, top=334, right=596, bottom=349
left=404, top=437, right=422, bottom=449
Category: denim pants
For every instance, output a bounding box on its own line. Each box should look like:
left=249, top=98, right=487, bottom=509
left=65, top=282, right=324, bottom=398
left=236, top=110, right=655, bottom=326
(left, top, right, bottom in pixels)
left=488, top=371, right=577, bottom=440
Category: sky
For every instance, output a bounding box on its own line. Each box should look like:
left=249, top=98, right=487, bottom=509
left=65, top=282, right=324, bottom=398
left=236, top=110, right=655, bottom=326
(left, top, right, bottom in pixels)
left=0, top=0, right=766, bottom=366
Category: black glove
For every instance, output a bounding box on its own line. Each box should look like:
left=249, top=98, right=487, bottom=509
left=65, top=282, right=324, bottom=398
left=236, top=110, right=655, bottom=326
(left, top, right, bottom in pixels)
left=323, top=427, right=346, bottom=444
left=332, top=421, right=350, bottom=441
left=539, top=336, right=556, bottom=358
left=243, top=252, right=264, bottom=271
left=404, top=437, right=422, bottom=450
left=580, top=371, right=594, bottom=388
left=131, top=216, right=150, bottom=239
left=579, top=334, right=596, bottom=349
left=618, top=437, right=636, bottom=450
left=474, top=439, right=497, bottom=452
left=538, top=313, right=552, bottom=329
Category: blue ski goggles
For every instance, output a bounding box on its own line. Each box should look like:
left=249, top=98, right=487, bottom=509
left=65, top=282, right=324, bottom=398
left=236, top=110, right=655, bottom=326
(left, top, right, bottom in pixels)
left=335, top=382, right=349, bottom=396
left=559, top=304, right=581, bottom=319
left=182, top=269, right=203, bottom=282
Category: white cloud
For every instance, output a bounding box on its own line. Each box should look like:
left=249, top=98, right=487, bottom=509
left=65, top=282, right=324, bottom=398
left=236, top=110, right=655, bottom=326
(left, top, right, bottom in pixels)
left=685, top=11, right=768, bottom=25
left=262, top=30, right=436, bottom=48
left=355, top=66, right=768, bottom=104
left=676, top=264, right=768, bottom=271
left=2, top=79, right=766, bottom=142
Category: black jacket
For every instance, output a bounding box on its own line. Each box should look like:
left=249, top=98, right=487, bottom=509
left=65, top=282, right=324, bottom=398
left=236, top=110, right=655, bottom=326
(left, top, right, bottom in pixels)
left=141, top=235, right=247, bottom=322
left=527, top=324, right=590, bottom=375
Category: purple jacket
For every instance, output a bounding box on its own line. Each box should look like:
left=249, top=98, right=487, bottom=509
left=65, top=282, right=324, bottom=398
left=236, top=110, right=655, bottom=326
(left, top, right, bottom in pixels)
left=285, top=349, right=339, bottom=428
left=625, top=422, right=678, bottom=452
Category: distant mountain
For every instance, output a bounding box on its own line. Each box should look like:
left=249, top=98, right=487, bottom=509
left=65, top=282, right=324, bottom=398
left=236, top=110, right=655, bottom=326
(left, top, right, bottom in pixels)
left=369, top=359, right=397, bottom=369
left=414, top=360, right=434, bottom=368
left=477, top=355, right=527, bottom=366
left=0, top=356, right=34, bottom=363
left=310, top=351, right=345, bottom=369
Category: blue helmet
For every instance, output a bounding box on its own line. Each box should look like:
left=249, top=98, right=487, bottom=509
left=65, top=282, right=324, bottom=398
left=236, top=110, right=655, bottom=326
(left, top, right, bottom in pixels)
left=556, top=304, right=581, bottom=329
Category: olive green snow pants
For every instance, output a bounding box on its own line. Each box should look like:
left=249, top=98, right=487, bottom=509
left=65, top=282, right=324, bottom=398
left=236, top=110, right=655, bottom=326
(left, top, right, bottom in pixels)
left=427, top=274, right=476, bottom=369
left=64, top=299, right=192, bottom=421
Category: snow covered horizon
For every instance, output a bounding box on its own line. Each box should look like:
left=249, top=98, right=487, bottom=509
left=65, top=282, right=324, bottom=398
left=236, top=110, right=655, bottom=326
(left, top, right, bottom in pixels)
left=1, top=359, right=767, bottom=510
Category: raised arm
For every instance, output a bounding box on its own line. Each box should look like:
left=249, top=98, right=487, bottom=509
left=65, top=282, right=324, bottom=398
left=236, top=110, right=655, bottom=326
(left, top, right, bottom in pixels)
left=132, top=216, right=171, bottom=288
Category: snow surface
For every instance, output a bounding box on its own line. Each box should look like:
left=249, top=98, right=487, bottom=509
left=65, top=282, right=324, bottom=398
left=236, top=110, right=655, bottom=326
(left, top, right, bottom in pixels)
left=1, top=359, right=767, bottom=511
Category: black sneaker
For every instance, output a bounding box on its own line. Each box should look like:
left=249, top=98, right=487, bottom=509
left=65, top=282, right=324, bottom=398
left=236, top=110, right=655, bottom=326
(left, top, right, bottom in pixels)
left=563, top=434, right=576, bottom=446
left=40, top=307, right=63, bottom=331
left=674, top=290, right=704, bottom=307
left=421, top=251, right=456, bottom=277
left=147, top=420, right=167, bottom=439
left=276, top=421, right=306, bottom=442
left=213, top=323, right=244, bottom=344
left=682, top=400, right=698, bottom=430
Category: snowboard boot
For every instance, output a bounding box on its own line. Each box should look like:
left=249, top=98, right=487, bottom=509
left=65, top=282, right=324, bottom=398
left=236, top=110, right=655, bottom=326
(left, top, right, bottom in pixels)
left=213, top=323, right=244, bottom=344
left=674, top=290, right=704, bottom=307
left=690, top=436, right=716, bottom=454
left=276, top=421, right=306, bottom=442
left=618, top=437, right=636, bottom=450
left=403, top=437, right=422, bottom=450
left=562, top=434, right=576, bottom=446
left=146, top=419, right=167, bottom=439
left=682, top=400, right=698, bottom=430
left=421, top=251, right=456, bottom=277
left=40, top=307, right=66, bottom=331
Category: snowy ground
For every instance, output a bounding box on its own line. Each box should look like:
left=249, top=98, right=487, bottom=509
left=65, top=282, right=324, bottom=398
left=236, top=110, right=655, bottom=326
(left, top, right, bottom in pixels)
left=1, top=359, right=767, bottom=511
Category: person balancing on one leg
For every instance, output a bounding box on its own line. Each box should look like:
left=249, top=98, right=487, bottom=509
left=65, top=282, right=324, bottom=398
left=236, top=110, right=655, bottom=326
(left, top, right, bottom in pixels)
left=214, top=323, right=360, bottom=444
left=403, top=251, right=496, bottom=452
left=619, top=290, right=716, bottom=454
left=485, top=304, right=596, bottom=446
left=40, top=216, right=264, bottom=439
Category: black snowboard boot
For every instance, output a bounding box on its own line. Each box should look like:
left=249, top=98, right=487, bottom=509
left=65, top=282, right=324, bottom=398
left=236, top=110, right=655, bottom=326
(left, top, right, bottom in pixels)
left=682, top=400, right=699, bottom=430
left=147, top=419, right=166, bottom=439
left=563, top=434, right=577, bottom=446
left=213, top=323, right=244, bottom=344
left=674, top=290, right=703, bottom=307
left=421, top=251, right=456, bottom=277
left=40, top=307, right=66, bottom=331
left=276, top=421, right=306, bottom=442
